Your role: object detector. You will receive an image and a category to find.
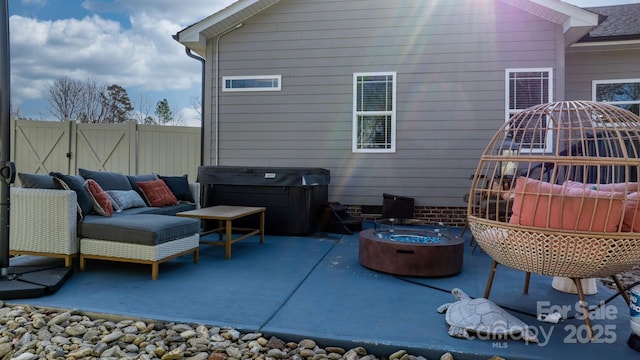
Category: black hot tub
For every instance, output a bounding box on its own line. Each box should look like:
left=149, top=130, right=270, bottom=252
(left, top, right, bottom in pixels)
left=198, top=166, right=330, bottom=235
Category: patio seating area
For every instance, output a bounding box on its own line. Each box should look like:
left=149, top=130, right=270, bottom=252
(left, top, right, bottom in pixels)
left=6, top=222, right=639, bottom=360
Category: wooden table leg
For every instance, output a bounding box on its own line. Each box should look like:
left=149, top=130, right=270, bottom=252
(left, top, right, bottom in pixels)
left=225, top=219, right=232, bottom=259
left=259, top=210, right=265, bottom=244
left=218, top=220, right=224, bottom=242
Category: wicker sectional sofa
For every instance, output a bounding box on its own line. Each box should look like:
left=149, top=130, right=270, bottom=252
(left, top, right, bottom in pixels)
left=10, top=169, right=201, bottom=280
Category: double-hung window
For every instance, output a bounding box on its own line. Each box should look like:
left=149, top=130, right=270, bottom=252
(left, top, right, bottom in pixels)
left=353, top=72, right=396, bottom=153
left=505, top=68, right=553, bottom=153
left=593, top=79, right=640, bottom=116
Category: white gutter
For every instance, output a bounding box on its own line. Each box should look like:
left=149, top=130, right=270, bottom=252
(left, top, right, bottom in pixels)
left=570, top=39, right=640, bottom=49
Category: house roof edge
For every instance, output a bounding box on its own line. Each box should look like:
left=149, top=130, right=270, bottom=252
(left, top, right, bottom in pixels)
left=500, top=0, right=599, bottom=45
left=174, top=0, right=282, bottom=55
left=176, top=0, right=601, bottom=54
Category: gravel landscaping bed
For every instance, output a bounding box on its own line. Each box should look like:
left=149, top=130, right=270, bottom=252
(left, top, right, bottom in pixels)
left=0, top=301, right=507, bottom=360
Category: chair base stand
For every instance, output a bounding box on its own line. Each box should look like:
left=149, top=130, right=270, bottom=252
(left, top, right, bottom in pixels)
left=0, top=262, right=72, bottom=299
left=484, top=260, right=630, bottom=341
left=552, top=276, right=598, bottom=295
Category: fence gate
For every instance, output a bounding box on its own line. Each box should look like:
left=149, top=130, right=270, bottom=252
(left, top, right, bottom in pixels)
left=74, top=122, right=136, bottom=175
left=11, top=120, right=73, bottom=176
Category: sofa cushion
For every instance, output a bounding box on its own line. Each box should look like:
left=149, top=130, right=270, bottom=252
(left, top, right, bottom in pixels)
left=159, top=175, right=195, bottom=204
left=114, top=203, right=196, bottom=216
left=80, top=214, right=200, bottom=246
left=106, top=190, right=147, bottom=211
left=18, top=173, right=58, bottom=189
left=79, top=168, right=132, bottom=191
left=137, top=179, right=178, bottom=207
left=85, top=179, right=113, bottom=217
left=50, top=172, right=94, bottom=219
left=135, top=202, right=196, bottom=216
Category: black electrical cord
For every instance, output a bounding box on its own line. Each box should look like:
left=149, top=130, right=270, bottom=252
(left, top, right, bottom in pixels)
left=396, top=276, right=640, bottom=320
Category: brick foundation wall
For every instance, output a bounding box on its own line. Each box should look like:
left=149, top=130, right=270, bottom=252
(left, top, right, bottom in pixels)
left=347, top=205, right=467, bottom=227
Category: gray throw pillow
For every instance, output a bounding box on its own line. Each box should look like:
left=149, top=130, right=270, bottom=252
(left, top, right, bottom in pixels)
left=50, top=172, right=94, bottom=219
left=106, top=190, right=147, bottom=211
left=18, top=173, right=58, bottom=189
left=79, top=168, right=132, bottom=191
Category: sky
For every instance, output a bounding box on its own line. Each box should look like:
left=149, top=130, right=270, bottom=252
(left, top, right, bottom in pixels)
left=7, top=0, right=236, bottom=126
left=5, top=0, right=639, bottom=127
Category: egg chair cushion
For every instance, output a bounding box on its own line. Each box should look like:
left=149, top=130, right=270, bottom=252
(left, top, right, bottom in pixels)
left=622, top=192, right=640, bottom=232
left=509, top=177, right=625, bottom=232
left=563, top=179, right=638, bottom=193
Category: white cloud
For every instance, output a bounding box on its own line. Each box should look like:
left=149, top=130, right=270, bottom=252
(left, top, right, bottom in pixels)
left=178, top=106, right=202, bottom=127
left=9, top=0, right=235, bottom=121
left=83, top=0, right=236, bottom=26
left=21, top=0, right=47, bottom=6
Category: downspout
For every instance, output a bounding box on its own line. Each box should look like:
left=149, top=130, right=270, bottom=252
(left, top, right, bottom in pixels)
left=215, top=23, right=243, bottom=166
left=183, top=47, right=205, bottom=166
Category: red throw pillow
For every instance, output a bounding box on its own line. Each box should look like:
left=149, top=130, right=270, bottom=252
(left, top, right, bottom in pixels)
left=137, top=179, right=178, bottom=207
left=84, top=179, right=113, bottom=217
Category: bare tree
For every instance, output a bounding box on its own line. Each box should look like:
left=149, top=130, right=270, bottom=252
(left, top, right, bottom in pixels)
left=48, top=77, right=83, bottom=121
left=190, top=96, right=202, bottom=126
left=132, top=92, right=156, bottom=124
left=47, top=78, right=137, bottom=123
left=77, top=78, right=107, bottom=123
left=190, top=96, right=201, bottom=117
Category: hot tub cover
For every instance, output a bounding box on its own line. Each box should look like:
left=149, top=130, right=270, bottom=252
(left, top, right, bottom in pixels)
left=197, top=166, right=330, bottom=187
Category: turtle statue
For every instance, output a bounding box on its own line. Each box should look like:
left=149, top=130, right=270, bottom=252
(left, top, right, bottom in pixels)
left=437, top=288, right=538, bottom=343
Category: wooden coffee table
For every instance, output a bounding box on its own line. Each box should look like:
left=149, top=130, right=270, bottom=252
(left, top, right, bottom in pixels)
left=177, top=205, right=265, bottom=259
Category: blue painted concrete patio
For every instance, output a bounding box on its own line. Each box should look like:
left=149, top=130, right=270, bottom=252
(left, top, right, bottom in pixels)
left=6, top=223, right=639, bottom=360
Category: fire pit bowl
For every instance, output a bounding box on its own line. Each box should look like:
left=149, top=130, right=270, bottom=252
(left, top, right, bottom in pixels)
left=358, top=220, right=464, bottom=277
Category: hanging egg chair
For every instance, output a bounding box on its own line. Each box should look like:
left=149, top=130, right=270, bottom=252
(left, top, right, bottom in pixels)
left=467, top=100, right=640, bottom=339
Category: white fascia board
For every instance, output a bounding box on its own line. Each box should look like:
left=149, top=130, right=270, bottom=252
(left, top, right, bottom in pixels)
left=569, top=39, right=640, bottom=52
left=559, top=7, right=599, bottom=33
left=501, top=0, right=598, bottom=32
left=177, top=0, right=279, bottom=47
left=530, top=0, right=599, bottom=29
left=501, top=0, right=598, bottom=46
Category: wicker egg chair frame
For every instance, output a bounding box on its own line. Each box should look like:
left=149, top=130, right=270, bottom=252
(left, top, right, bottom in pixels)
left=467, top=100, right=640, bottom=339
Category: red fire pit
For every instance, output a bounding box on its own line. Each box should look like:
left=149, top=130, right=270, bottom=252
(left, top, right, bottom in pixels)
left=358, top=224, right=464, bottom=277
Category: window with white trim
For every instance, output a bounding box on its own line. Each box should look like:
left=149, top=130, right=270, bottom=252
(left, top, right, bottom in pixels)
left=593, top=79, right=640, bottom=116
left=353, top=72, right=396, bottom=153
left=223, top=75, right=281, bottom=92
left=505, top=68, right=553, bottom=152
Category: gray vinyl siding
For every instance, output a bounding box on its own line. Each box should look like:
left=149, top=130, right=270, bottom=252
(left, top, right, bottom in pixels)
left=565, top=49, right=640, bottom=101
left=205, top=0, right=561, bottom=207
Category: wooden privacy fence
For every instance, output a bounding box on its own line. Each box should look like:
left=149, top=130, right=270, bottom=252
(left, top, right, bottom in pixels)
left=11, top=120, right=201, bottom=185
